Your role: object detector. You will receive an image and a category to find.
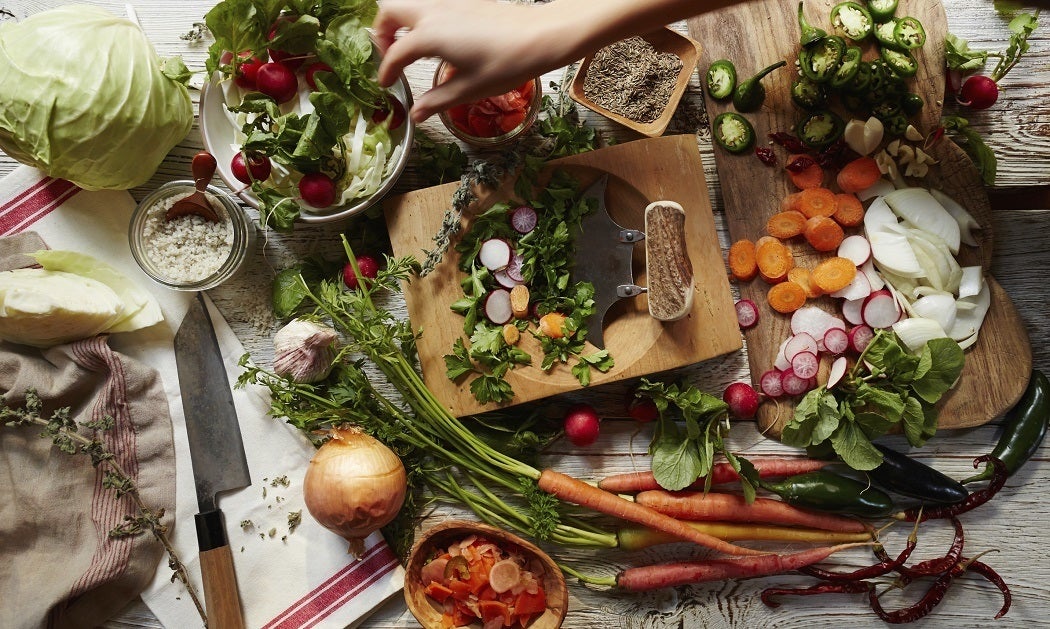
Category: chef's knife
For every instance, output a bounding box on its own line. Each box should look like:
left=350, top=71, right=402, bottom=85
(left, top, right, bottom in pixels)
left=572, top=175, right=694, bottom=348
left=174, top=293, right=250, bottom=629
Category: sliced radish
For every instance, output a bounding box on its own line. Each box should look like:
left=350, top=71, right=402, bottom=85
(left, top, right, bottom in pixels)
left=505, top=252, right=525, bottom=282
left=837, top=235, right=872, bottom=266
left=483, top=289, right=513, bottom=324
left=479, top=238, right=512, bottom=271
left=826, top=356, right=849, bottom=389
left=773, top=337, right=792, bottom=372
left=784, top=332, right=819, bottom=361
left=830, top=270, right=872, bottom=301
left=860, top=259, right=885, bottom=291
left=848, top=324, right=875, bottom=353
left=823, top=327, right=850, bottom=355
left=842, top=297, right=865, bottom=325
left=791, top=306, right=847, bottom=341
left=509, top=205, right=538, bottom=234
left=735, top=299, right=759, bottom=329
left=862, top=289, right=901, bottom=329
left=790, top=351, right=819, bottom=379
left=781, top=370, right=811, bottom=396
left=760, top=369, right=785, bottom=398
left=493, top=269, right=522, bottom=289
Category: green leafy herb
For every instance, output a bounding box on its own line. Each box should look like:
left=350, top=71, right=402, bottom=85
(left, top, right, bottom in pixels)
left=945, top=11, right=1039, bottom=81
left=782, top=331, right=965, bottom=470
left=940, top=116, right=997, bottom=186
left=415, top=132, right=467, bottom=185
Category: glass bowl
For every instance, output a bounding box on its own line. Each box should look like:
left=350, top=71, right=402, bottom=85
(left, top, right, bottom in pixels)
left=129, top=181, right=255, bottom=291
left=435, top=61, right=542, bottom=148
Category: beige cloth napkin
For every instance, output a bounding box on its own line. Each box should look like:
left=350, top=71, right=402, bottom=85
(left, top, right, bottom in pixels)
left=0, top=166, right=404, bottom=629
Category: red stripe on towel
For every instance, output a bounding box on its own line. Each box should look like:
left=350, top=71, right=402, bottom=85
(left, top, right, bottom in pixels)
left=0, top=177, right=79, bottom=235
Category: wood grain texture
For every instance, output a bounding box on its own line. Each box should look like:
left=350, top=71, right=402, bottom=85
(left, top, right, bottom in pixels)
left=384, top=135, right=741, bottom=417
left=198, top=545, right=246, bottom=629
left=687, top=0, right=1031, bottom=436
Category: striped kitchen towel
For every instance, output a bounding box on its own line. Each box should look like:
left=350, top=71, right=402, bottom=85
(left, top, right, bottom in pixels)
left=0, top=165, right=405, bottom=628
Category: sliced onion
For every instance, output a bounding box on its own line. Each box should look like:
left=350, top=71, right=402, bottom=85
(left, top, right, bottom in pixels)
left=929, top=188, right=982, bottom=247
left=892, top=317, right=948, bottom=353
left=831, top=270, right=872, bottom=301
left=791, top=306, right=846, bottom=341
left=884, top=188, right=961, bottom=255
left=949, top=281, right=991, bottom=341
left=911, top=293, right=958, bottom=333
left=869, top=231, right=923, bottom=278
left=863, top=196, right=899, bottom=237
left=773, top=337, right=793, bottom=372
left=860, top=259, right=885, bottom=291
left=857, top=178, right=896, bottom=202
left=958, top=266, right=984, bottom=299
left=826, top=356, right=849, bottom=389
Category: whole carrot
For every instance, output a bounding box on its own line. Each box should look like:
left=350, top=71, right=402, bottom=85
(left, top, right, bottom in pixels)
left=635, top=490, right=870, bottom=534
left=537, top=470, right=765, bottom=556
left=598, top=457, right=831, bottom=494
left=616, top=521, right=871, bottom=551
left=615, top=542, right=871, bottom=591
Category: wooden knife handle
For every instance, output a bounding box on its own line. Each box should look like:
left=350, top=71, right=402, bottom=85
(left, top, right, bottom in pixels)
left=196, top=510, right=246, bottom=629
left=644, top=201, right=694, bottom=321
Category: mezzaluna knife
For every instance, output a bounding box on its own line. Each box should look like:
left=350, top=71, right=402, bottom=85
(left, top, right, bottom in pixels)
left=174, top=293, right=251, bottom=629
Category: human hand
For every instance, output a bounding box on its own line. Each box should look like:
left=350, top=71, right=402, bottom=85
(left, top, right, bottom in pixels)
left=375, top=0, right=568, bottom=122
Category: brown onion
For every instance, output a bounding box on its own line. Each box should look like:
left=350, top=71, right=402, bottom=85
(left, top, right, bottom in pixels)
left=303, top=426, right=407, bottom=555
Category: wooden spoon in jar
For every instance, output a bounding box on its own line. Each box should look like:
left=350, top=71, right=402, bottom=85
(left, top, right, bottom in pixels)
left=166, top=152, right=221, bottom=222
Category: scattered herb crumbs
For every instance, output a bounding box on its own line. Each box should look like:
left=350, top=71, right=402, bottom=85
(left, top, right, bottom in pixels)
left=240, top=546, right=245, bottom=553
left=240, top=519, right=254, bottom=530
left=288, top=510, right=303, bottom=534
left=262, top=486, right=267, bottom=499
left=268, top=528, right=277, bottom=538
left=270, top=475, right=290, bottom=488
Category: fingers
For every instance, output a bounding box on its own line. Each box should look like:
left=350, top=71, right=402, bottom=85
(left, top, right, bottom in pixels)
left=377, top=30, right=431, bottom=88
left=411, top=74, right=477, bottom=122
left=373, top=1, right=415, bottom=52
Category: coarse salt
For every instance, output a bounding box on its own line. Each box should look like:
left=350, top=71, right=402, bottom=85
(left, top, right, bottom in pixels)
left=140, top=191, right=234, bottom=283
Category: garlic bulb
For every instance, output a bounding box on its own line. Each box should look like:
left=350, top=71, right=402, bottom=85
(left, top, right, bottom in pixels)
left=272, top=318, right=338, bottom=383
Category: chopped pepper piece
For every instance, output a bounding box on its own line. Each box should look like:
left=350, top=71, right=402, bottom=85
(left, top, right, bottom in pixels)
left=798, top=35, right=847, bottom=83
left=893, top=16, right=926, bottom=50
left=706, top=60, right=737, bottom=100
left=713, top=112, right=756, bottom=153
left=830, top=2, right=874, bottom=41
left=796, top=110, right=845, bottom=148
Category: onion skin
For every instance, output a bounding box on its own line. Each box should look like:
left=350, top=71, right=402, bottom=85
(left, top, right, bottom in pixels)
left=303, top=427, right=407, bottom=556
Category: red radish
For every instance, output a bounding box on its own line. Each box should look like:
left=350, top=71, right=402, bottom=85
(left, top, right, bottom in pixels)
left=627, top=396, right=659, bottom=423
left=723, top=382, right=760, bottom=419
left=493, top=269, right=521, bottom=289
left=372, top=97, right=407, bottom=130
left=842, top=297, right=865, bottom=325
left=735, top=299, right=759, bottom=329
left=231, top=53, right=267, bottom=89
left=510, top=205, right=539, bottom=234
left=861, top=290, right=900, bottom=328
left=848, top=324, right=875, bottom=353
left=256, top=62, right=299, bottom=104
left=781, top=371, right=811, bottom=396
left=231, top=152, right=272, bottom=184
left=791, top=306, right=846, bottom=342
left=836, top=235, right=871, bottom=266
left=957, top=74, right=999, bottom=110
left=790, top=351, right=819, bottom=379
left=483, top=289, right=513, bottom=324
left=830, top=271, right=872, bottom=301
left=760, top=369, right=785, bottom=398
left=823, top=327, right=849, bottom=355
left=563, top=404, right=600, bottom=446
left=784, top=332, right=818, bottom=362
left=478, top=238, right=512, bottom=271
left=505, top=252, right=525, bottom=282
left=299, top=172, right=337, bottom=208
left=304, top=62, right=334, bottom=90
left=826, top=356, right=849, bottom=389
left=342, top=255, right=379, bottom=290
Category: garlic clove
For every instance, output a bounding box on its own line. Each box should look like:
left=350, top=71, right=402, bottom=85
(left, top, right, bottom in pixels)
left=886, top=139, right=901, bottom=157
left=905, top=125, right=924, bottom=142
left=273, top=318, right=339, bottom=383
left=863, top=116, right=885, bottom=155
left=844, top=119, right=869, bottom=155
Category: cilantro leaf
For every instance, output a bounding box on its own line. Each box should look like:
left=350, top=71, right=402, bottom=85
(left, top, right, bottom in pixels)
left=650, top=416, right=703, bottom=491
left=830, top=421, right=884, bottom=470
left=444, top=338, right=475, bottom=381
left=911, top=338, right=965, bottom=403
left=571, top=350, right=613, bottom=386
left=470, top=373, right=514, bottom=404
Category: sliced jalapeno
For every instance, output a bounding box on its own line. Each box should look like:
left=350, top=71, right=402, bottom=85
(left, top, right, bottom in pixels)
left=830, top=2, right=874, bottom=41
left=867, top=0, right=898, bottom=22
left=797, top=0, right=827, bottom=47
left=841, top=92, right=866, bottom=113
left=871, top=99, right=901, bottom=120
left=873, top=18, right=901, bottom=48
left=796, top=109, right=845, bottom=148
left=706, top=60, right=737, bottom=100
left=882, top=113, right=909, bottom=136
left=901, top=92, right=924, bottom=116
left=881, top=47, right=918, bottom=77
left=712, top=112, right=755, bottom=154
left=894, top=16, right=926, bottom=50
left=799, top=35, right=846, bottom=83
left=845, top=61, right=873, bottom=94
left=830, top=45, right=863, bottom=89
left=791, top=77, right=828, bottom=110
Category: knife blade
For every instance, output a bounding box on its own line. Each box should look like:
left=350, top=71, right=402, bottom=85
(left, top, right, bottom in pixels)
left=174, top=292, right=250, bottom=629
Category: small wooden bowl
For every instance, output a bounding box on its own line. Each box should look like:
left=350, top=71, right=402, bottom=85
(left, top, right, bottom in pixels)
left=569, top=27, right=702, bottom=137
left=404, top=521, right=568, bottom=629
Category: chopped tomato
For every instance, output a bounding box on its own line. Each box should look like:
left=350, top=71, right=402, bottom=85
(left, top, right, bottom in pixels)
left=467, top=108, right=501, bottom=138
left=517, top=80, right=535, bottom=100
left=447, top=578, right=472, bottom=599
left=451, top=601, right=475, bottom=627
left=424, top=581, right=454, bottom=603
left=513, top=586, right=546, bottom=616
left=448, top=104, right=470, bottom=127
left=479, top=585, right=498, bottom=601
left=480, top=600, right=511, bottom=626
left=498, top=110, right=527, bottom=133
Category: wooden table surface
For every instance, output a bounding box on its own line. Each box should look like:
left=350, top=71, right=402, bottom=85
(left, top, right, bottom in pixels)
left=4, top=1, right=1049, bottom=627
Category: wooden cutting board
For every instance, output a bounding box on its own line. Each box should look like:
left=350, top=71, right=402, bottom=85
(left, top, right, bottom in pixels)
left=384, top=135, right=741, bottom=417
left=688, top=0, right=1031, bottom=436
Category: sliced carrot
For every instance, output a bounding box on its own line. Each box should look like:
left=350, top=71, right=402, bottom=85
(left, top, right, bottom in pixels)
left=804, top=215, right=845, bottom=252
left=727, top=239, right=758, bottom=281
left=797, top=187, right=837, bottom=219
left=787, top=267, right=822, bottom=298
left=781, top=191, right=804, bottom=213
left=765, top=210, right=808, bottom=239
left=755, top=235, right=781, bottom=251
left=836, top=156, right=881, bottom=193
left=832, top=192, right=865, bottom=227
left=756, top=238, right=794, bottom=284
left=811, top=256, right=858, bottom=293
left=786, top=154, right=824, bottom=189
left=767, top=281, right=807, bottom=313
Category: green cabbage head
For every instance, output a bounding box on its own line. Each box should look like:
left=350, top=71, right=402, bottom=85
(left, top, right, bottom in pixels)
left=0, top=5, right=193, bottom=190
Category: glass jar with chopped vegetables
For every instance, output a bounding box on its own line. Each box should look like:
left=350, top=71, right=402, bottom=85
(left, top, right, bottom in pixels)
left=436, top=61, right=542, bottom=147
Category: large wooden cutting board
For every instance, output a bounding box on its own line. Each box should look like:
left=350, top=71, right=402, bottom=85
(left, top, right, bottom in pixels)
left=688, top=0, right=1031, bottom=436
left=385, top=135, right=741, bottom=417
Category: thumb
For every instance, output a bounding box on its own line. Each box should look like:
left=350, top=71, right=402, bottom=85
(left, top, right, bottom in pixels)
left=410, top=74, right=478, bottom=122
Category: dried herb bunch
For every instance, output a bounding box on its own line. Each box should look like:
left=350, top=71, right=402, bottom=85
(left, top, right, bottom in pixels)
left=0, top=390, right=206, bottom=624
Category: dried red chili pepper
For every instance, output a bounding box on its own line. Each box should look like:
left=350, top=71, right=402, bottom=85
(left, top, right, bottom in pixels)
left=761, top=581, right=871, bottom=608
left=924, top=126, right=946, bottom=151
left=755, top=146, right=777, bottom=166
left=874, top=517, right=965, bottom=580
left=785, top=154, right=817, bottom=173
left=899, top=456, right=1007, bottom=522
left=768, top=132, right=807, bottom=153
left=815, top=139, right=851, bottom=170
left=967, top=560, right=1012, bottom=619
left=869, top=553, right=1004, bottom=623
left=802, top=520, right=918, bottom=582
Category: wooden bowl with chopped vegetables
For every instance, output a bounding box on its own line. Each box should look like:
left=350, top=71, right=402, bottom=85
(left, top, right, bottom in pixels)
left=405, top=521, right=568, bottom=629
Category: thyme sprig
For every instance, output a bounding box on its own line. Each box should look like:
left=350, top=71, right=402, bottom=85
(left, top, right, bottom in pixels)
left=0, top=391, right=206, bottom=624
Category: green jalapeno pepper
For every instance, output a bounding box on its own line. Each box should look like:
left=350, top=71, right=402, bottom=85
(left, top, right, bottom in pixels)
left=830, top=2, right=874, bottom=41
left=845, top=61, right=874, bottom=94
left=733, top=60, right=787, bottom=112
left=762, top=470, right=895, bottom=518
left=870, top=444, right=969, bottom=505
left=841, top=92, right=866, bottom=113
left=901, top=92, right=925, bottom=116
left=797, top=1, right=827, bottom=47
left=712, top=112, right=755, bottom=153
left=963, top=370, right=1049, bottom=484
left=893, top=16, right=926, bottom=50
left=867, top=0, right=898, bottom=22
left=871, top=99, right=902, bottom=120
left=873, top=18, right=901, bottom=49
left=880, top=47, right=918, bottom=77
left=791, top=77, right=829, bottom=110
left=706, top=59, right=737, bottom=100
left=830, top=45, right=863, bottom=89
left=796, top=109, right=845, bottom=148
left=799, top=35, right=847, bottom=83
left=881, top=113, right=909, bottom=136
